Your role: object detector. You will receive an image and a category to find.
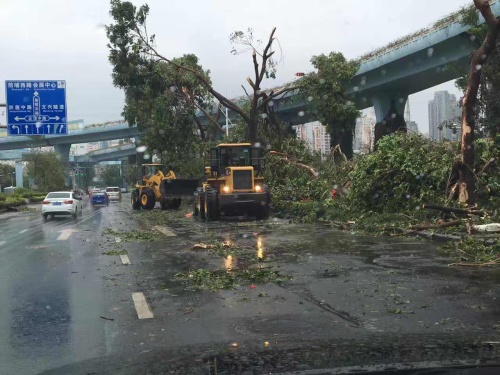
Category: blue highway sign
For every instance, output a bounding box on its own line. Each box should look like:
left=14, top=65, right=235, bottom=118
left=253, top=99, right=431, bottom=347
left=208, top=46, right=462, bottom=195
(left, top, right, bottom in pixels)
left=5, top=80, right=67, bottom=135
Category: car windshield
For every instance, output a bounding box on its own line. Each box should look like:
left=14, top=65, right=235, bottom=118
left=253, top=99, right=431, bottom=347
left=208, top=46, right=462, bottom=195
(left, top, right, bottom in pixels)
left=46, top=193, right=71, bottom=199
left=3, top=1, right=500, bottom=374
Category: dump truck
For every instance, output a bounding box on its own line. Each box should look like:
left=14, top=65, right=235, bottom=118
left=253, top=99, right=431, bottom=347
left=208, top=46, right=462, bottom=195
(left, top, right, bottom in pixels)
left=131, top=164, right=199, bottom=210
left=193, top=143, right=270, bottom=221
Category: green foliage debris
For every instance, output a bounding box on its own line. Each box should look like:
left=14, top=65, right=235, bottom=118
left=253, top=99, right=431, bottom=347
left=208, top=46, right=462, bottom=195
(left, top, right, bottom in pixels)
left=175, top=268, right=291, bottom=291
left=102, top=249, right=128, bottom=256
left=440, top=237, right=500, bottom=266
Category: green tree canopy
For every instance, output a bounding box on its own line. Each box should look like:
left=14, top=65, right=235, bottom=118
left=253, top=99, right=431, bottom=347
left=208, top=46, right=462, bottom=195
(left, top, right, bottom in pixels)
left=106, top=0, right=295, bottom=145
left=102, top=165, right=123, bottom=187
left=0, top=164, right=15, bottom=187
left=299, top=52, right=360, bottom=158
left=25, top=151, right=66, bottom=191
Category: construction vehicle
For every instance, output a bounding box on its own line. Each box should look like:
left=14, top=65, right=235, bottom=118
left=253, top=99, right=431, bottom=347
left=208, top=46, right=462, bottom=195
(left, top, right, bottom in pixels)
left=193, top=143, right=270, bottom=221
left=131, top=164, right=199, bottom=210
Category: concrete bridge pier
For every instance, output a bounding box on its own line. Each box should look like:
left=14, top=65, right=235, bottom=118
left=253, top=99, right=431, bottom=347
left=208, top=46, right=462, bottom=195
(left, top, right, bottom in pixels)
left=372, top=95, right=407, bottom=124
left=15, top=161, right=23, bottom=188
left=54, top=144, right=72, bottom=187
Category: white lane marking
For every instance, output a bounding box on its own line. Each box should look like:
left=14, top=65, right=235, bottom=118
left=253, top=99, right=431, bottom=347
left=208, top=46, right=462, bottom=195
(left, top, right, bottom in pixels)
left=57, top=229, right=78, bottom=241
left=19, top=229, right=28, bottom=234
left=132, top=292, right=153, bottom=319
left=74, top=210, right=101, bottom=226
left=0, top=241, right=6, bottom=247
left=120, top=254, right=131, bottom=265
left=152, top=225, right=176, bottom=237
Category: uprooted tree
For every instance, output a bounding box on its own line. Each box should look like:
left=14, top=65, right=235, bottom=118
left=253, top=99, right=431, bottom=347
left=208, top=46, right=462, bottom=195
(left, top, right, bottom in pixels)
left=458, top=0, right=500, bottom=205
left=107, top=0, right=296, bottom=144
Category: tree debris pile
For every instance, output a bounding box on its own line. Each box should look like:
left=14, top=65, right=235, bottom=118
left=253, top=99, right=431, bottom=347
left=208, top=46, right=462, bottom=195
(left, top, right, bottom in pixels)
left=263, top=138, right=351, bottom=222
left=348, top=133, right=456, bottom=212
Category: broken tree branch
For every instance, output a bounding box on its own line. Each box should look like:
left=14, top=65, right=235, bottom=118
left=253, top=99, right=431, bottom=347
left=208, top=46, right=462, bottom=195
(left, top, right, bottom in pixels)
left=257, top=86, right=297, bottom=110
left=135, top=27, right=250, bottom=124
left=423, top=203, right=486, bottom=217
left=270, top=150, right=319, bottom=177
left=241, top=85, right=252, bottom=99
left=479, top=157, right=496, bottom=175
left=410, top=219, right=463, bottom=231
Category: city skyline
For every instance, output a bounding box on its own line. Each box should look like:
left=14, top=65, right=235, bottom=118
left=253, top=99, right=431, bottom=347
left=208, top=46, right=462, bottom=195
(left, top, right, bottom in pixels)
left=428, top=90, right=461, bottom=142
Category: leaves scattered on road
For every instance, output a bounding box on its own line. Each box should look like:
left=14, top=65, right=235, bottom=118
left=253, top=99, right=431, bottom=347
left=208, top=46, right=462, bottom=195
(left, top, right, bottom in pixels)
left=102, top=249, right=127, bottom=255
left=175, top=267, right=291, bottom=291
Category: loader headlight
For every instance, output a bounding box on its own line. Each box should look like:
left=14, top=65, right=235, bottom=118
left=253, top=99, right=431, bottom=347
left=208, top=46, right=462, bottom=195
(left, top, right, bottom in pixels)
left=255, top=185, right=262, bottom=192
left=223, top=186, right=230, bottom=193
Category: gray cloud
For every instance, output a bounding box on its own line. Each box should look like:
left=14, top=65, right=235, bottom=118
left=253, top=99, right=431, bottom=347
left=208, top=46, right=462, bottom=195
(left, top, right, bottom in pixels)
left=0, top=0, right=470, bottom=131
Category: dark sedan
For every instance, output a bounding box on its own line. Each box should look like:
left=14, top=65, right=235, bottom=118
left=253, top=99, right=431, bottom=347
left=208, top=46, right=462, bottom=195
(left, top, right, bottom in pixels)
left=90, top=192, right=109, bottom=206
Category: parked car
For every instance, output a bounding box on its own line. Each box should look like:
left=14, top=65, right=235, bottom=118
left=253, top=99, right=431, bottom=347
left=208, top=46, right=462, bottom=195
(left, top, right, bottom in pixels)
left=105, top=187, right=121, bottom=201
left=90, top=192, right=109, bottom=206
left=120, top=187, right=127, bottom=193
left=42, top=191, right=83, bottom=220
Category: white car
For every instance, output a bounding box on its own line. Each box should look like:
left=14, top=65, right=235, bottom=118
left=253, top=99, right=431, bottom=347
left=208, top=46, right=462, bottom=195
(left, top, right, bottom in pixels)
left=42, top=191, right=83, bottom=220
left=105, top=187, right=121, bottom=201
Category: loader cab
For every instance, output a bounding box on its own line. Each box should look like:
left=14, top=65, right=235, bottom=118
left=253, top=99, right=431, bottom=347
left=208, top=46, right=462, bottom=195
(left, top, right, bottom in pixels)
left=209, top=143, right=264, bottom=177
left=141, top=164, right=163, bottom=179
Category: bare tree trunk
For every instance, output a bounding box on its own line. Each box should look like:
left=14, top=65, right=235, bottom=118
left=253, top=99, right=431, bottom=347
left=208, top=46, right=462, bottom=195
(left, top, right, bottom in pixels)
left=193, top=116, right=205, bottom=140
left=331, top=131, right=353, bottom=160
left=459, top=0, right=500, bottom=205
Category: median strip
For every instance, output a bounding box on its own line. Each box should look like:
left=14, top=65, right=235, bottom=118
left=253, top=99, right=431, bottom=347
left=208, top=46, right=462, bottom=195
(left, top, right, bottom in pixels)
left=132, top=292, right=153, bottom=319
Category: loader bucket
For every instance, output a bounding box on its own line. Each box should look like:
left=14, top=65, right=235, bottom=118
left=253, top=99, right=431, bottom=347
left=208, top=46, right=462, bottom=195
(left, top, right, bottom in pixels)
left=160, top=179, right=199, bottom=198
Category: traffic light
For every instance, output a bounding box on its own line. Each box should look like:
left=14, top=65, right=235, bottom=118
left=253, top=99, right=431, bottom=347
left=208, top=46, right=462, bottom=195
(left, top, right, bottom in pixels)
left=295, top=72, right=305, bottom=77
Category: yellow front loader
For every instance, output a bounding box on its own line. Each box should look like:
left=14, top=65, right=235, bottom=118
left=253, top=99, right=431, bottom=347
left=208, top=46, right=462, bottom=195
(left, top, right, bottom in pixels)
left=193, top=143, right=270, bottom=221
left=131, top=164, right=198, bottom=210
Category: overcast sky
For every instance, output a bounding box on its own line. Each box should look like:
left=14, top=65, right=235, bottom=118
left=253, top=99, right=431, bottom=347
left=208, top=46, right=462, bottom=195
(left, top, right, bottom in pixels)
left=0, top=0, right=471, bottom=133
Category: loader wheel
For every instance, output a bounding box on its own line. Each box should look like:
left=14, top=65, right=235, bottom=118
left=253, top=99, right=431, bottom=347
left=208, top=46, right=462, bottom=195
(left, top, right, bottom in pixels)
left=193, top=196, right=199, bottom=217
left=171, top=198, right=182, bottom=209
left=199, top=194, right=206, bottom=220
left=140, top=188, right=156, bottom=209
left=193, top=188, right=203, bottom=218
left=255, top=185, right=270, bottom=220
left=131, top=190, right=141, bottom=210
left=205, top=188, right=220, bottom=222
left=160, top=200, right=169, bottom=210
left=161, top=198, right=182, bottom=210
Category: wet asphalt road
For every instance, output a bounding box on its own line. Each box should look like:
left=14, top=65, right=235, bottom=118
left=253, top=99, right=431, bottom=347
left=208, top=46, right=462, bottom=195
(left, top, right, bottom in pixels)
left=0, top=196, right=499, bottom=374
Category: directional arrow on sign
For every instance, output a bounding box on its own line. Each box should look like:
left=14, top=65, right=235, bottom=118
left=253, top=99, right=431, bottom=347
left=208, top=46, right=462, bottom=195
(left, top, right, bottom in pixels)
left=14, top=115, right=60, bottom=122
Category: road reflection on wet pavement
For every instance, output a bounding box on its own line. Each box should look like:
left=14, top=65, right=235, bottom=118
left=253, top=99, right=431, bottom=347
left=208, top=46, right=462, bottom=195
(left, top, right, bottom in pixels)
left=0, top=196, right=499, bottom=374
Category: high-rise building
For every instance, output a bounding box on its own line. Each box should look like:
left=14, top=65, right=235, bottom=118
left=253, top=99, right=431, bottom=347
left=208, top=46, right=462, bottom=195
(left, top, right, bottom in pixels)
left=293, top=122, right=331, bottom=157
left=407, top=121, right=419, bottom=133
left=311, top=122, right=331, bottom=157
left=292, top=124, right=308, bottom=143
left=428, top=91, right=461, bottom=141
left=354, top=115, right=375, bottom=152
